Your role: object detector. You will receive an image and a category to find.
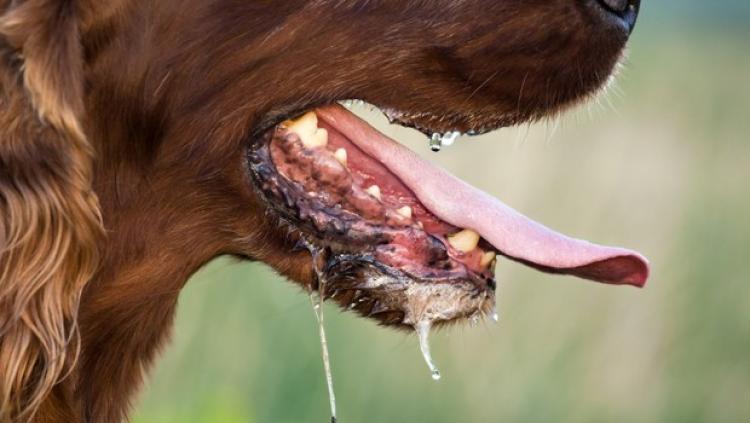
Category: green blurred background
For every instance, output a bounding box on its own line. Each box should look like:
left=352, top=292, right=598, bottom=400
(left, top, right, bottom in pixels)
left=134, top=2, right=750, bottom=422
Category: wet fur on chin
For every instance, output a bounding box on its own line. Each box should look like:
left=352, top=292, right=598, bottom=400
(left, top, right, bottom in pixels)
left=0, top=0, right=629, bottom=421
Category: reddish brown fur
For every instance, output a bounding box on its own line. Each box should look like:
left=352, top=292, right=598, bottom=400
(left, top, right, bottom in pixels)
left=0, top=0, right=633, bottom=421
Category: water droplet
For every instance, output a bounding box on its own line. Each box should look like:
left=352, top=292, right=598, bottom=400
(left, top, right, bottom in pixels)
left=441, top=131, right=460, bottom=146
left=491, top=310, right=499, bottom=323
left=415, top=321, right=441, bottom=382
left=429, top=133, right=442, bottom=152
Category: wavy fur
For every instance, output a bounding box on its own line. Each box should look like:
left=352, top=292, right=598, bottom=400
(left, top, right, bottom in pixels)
left=0, top=1, right=102, bottom=421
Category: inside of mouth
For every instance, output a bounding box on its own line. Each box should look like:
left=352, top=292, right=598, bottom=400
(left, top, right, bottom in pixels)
left=252, top=101, right=648, bottom=294
left=267, top=111, right=497, bottom=279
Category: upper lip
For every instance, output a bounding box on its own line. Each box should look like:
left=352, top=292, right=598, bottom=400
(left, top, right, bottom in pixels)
left=255, top=100, right=503, bottom=145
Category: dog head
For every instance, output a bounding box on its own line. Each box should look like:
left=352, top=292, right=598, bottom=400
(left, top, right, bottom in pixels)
left=0, top=0, right=645, bottom=420
left=102, top=0, right=643, bottom=325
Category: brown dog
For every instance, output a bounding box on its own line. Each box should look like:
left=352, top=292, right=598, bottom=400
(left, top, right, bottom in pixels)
left=0, top=0, right=647, bottom=421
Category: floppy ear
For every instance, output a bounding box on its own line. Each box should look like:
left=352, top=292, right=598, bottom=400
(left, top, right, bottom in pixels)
left=0, top=1, right=102, bottom=421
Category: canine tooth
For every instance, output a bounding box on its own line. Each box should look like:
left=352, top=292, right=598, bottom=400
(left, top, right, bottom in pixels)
left=480, top=251, right=496, bottom=268
left=334, top=148, right=348, bottom=166
left=366, top=185, right=381, bottom=200
left=284, top=111, right=328, bottom=148
left=447, top=229, right=480, bottom=253
left=396, top=206, right=412, bottom=219
left=306, top=128, right=328, bottom=148
left=284, top=111, right=317, bottom=135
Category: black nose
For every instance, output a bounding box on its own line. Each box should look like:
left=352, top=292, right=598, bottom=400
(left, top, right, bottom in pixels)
left=595, top=0, right=640, bottom=32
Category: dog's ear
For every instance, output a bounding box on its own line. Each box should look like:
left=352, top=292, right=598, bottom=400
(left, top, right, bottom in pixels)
left=0, top=1, right=102, bottom=421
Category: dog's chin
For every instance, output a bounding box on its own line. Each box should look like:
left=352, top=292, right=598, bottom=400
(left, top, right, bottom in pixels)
left=305, top=254, right=495, bottom=329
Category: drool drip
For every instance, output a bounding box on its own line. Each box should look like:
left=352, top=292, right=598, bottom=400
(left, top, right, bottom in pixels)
left=429, top=133, right=442, bottom=152
left=415, top=321, right=441, bottom=381
left=308, top=247, right=338, bottom=423
left=429, top=131, right=461, bottom=152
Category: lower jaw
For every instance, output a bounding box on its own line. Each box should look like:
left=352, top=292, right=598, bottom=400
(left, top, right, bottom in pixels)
left=306, top=251, right=495, bottom=328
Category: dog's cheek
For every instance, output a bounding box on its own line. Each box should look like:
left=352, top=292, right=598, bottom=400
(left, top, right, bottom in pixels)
left=217, top=155, right=316, bottom=288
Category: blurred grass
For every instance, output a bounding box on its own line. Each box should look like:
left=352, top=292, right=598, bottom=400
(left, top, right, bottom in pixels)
left=133, top=13, right=750, bottom=423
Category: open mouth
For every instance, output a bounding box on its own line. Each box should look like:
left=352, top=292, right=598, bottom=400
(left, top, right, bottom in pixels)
left=247, top=103, right=649, bottom=329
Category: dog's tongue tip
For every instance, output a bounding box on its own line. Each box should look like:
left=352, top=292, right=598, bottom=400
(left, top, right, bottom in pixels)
left=317, top=105, right=650, bottom=287
left=529, top=249, right=650, bottom=288
left=466, top=201, right=651, bottom=287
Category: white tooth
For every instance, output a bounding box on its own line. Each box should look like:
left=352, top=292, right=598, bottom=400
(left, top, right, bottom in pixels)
left=366, top=185, right=381, bottom=200
left=396, top=205, right=412, bottom=219
left=307, top=128, right=328, bottom=148
left=284, top=111, right=317, bottom=136
left=334, top=148, right=348, bottom=166
left=447, top=229, right=480, bottom=253
left=480, top=251, right=496, bottom=268
left=284, top=111, right=328, bottom=148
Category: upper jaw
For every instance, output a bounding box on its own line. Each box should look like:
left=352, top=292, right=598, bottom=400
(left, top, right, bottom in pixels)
left=250, top=95, right=530, bottom=149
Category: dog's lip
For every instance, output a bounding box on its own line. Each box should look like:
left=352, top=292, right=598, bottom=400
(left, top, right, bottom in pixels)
left=253, top=99, right=511, bottom=143
left=316, top=104, right=650, bottom=287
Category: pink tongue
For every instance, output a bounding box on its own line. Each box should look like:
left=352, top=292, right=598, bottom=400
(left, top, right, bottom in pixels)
left=317, top=106, right=649, bottom=287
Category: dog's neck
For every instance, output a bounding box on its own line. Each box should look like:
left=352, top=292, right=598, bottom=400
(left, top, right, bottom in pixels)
left=35, top=202, right=219, bottom=421
left=76, top=247, right=200, bottom=421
